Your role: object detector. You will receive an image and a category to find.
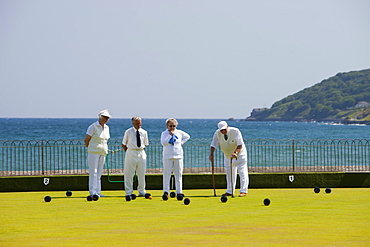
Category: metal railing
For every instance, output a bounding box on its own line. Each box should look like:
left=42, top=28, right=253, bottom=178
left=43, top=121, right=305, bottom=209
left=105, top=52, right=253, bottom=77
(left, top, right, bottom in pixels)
left=0, top=139, right=369, bottom=176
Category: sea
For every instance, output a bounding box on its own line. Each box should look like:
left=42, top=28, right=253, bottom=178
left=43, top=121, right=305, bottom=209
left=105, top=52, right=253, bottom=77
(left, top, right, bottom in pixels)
left=1, top=118, right=369, bottom=141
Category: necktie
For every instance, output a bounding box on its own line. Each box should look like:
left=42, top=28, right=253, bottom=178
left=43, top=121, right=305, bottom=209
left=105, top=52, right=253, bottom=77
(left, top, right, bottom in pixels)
left=224, top=134, right=228, bottom=141
left=136, top=130, right=141, bottom=147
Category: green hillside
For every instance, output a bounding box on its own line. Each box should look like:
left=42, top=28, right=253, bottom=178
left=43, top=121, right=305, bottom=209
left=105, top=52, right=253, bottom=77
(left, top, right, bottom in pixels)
left=249, top=69, right=370, bottom=123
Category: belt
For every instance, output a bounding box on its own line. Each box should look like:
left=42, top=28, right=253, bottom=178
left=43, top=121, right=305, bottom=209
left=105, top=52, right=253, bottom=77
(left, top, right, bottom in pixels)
left=128, top=148, right=144, bottom=151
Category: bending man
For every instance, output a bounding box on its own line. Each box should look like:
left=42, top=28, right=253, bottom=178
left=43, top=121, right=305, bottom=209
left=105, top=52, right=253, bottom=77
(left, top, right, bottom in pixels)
left=209, top=121, right=249, bottom=197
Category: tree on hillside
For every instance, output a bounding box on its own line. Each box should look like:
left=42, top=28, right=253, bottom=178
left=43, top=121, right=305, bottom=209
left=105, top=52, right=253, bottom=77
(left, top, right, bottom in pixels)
left=251, top=69, right=370, bottom=121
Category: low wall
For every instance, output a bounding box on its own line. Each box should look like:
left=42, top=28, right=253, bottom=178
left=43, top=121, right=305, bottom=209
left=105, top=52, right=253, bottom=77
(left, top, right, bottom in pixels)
left=0, top=172, right=369, bottom=192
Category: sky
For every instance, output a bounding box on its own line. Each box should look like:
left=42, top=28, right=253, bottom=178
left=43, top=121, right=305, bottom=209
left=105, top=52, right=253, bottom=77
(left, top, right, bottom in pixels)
left=0, top=0, right=369, bottom=119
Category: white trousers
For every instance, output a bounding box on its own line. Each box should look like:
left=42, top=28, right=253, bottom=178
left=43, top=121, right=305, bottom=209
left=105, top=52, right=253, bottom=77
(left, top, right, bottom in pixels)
left=163, top=158, right=183, bottom=194
left=124, top=149, right=146, bottom=195
left=88, top=153, right=106, bottom=195
left=224, top=157, right=249, bottom=194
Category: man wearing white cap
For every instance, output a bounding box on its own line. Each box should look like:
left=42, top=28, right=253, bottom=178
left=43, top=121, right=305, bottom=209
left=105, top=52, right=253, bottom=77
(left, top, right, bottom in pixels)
left=209, top=121, right=249, bottom=197
left=84, top=109, right=111, bottom=197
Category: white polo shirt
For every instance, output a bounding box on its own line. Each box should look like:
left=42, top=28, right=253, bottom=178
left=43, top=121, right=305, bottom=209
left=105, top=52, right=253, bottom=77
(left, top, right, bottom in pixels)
left=122, top=127, right=149, bottom=150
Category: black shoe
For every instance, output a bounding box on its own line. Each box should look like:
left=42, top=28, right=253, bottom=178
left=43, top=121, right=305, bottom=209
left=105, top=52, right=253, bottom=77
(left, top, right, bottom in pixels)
left=222, top=193, right=233, bottom=196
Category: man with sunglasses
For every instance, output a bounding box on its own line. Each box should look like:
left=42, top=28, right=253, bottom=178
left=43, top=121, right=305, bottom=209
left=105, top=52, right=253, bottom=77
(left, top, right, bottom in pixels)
left=209, top=121, right=249, bottom=197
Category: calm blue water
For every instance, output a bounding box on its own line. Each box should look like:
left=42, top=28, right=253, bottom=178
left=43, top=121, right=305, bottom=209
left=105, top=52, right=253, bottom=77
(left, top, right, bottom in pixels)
left=1, top=118, right=369, bottom=141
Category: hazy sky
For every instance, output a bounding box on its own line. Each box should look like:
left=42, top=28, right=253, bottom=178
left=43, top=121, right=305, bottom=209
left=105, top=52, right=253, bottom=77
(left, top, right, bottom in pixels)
left=1, top=1, right=369, bottom=119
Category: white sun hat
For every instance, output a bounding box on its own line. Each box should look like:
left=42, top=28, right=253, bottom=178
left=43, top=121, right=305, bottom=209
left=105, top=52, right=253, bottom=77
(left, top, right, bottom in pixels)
left=98, top=109, right=112, bottom=118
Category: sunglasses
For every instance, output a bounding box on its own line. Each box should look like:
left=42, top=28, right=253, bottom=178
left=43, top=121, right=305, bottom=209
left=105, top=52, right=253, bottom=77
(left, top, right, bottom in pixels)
left=169, top=125, right=176, bottom=127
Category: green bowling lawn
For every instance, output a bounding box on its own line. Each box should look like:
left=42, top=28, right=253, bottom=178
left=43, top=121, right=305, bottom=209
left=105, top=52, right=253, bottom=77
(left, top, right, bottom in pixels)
left=1, top=188, right=369, bottom=246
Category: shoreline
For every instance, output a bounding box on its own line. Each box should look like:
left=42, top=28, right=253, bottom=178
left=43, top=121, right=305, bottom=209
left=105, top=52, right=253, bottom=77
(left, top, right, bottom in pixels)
left=229, top=117, right=370, bottom=125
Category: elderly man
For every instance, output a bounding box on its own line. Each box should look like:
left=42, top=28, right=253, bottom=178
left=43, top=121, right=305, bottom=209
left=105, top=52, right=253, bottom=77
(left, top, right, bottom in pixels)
left=209, top=121, right=249, bottom=197
left=84, top=109, right=112, bottom=197
left=122, top=116, right=149, bottom=197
